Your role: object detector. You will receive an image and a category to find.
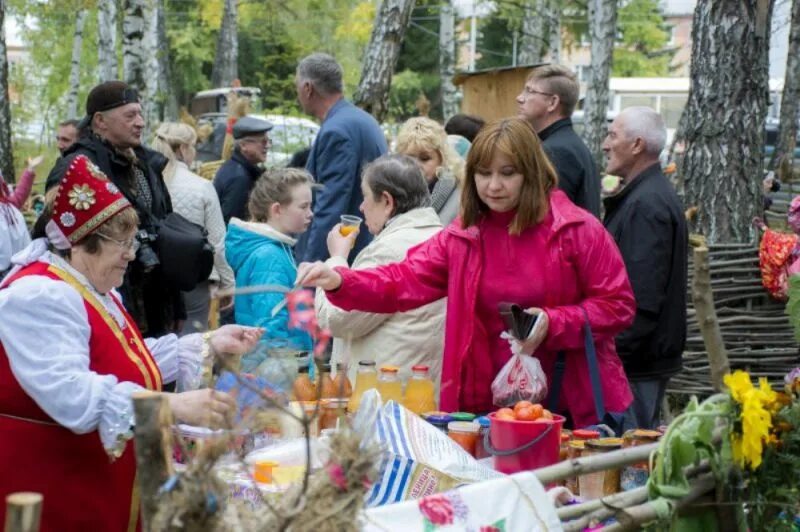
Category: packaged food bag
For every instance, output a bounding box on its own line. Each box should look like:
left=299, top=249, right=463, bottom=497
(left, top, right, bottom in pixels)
left=356, top=393, right=501, bottom=507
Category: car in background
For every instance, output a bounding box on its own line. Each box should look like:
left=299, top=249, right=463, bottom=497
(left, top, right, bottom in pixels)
left=190, top=87, right=262, bottom=116
left=195, top=113, right=320, bottom=168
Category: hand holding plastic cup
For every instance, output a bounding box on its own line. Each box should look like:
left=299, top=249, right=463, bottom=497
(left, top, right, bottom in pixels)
left=339, top=214, right=362, bottom=237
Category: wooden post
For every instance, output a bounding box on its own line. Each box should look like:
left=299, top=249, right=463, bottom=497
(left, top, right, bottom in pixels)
left=4, top=492, right=42, bottom=532
left=132, top=392, right=174, bottom=532
left=691, top=241, right=730, bottom=392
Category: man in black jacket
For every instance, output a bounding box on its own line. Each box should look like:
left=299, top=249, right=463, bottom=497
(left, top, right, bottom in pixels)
left=213, top=116, right=273, bottom=224
left=45, top=81, right=184, bottom=338
left=517, top=65, right=600, bottom=217
left=602, top=107, right=688, bottom=430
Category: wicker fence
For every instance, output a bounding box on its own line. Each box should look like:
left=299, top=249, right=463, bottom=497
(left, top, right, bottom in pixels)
left=668, top=241, right=799, bottom=397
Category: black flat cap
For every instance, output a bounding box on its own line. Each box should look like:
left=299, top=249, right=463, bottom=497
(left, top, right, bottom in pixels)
left=233, top=116, right=274, bottom=139
left=86, top=81, right=140, bottom=116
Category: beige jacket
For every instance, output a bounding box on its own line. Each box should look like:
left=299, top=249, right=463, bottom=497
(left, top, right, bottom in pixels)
left=315, top=207, right=446, bottom=389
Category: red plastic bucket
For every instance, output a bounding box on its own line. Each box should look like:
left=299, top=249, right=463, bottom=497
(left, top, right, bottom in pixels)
left=486, top=412, right=565, bottom=474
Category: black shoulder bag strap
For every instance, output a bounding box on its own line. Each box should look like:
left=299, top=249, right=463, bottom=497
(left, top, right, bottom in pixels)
left=547, top=307, right=607, bottom=424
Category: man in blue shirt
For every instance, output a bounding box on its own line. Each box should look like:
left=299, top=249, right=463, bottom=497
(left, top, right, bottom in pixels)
left=294, top=53, right=388, bottom=262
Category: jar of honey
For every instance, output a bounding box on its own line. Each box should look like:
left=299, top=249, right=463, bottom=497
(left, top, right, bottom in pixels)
left=292, top=365, right=316, bottom=401
left=579, top=438, right=623, bottom=499
left=565, top=440, right=585, bottom=494
left=319, top=398, right=349, bottom=430
left=448, top=421, right=479, bottom=456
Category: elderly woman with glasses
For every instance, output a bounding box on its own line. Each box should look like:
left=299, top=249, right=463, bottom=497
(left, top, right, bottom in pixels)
left=0, top=156, right=263, bottom=530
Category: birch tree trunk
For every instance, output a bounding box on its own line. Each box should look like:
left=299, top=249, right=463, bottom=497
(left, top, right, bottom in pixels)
left=66, top=10, right=88, bottom=119
left=143, top=0, right=160, bottom=130
left=354, top=0, right=416, bottom=122
left=439, top=0, right=459, bottom=121
left=547, top=0, right=561, bottom=63
left=517, top=0, right=546, bottom=65
left=680, top=0, right=774, bottom=243
left=122, top=0, right=146, bottom=91
left=774, top=0, right=800, bottom=171
left=582, top=0, right=617, bottom=167
left=98, top=0, right=119, bottom=81
left=156, top=1, right=178, bottom=121
left=0, top=0, right=14, bottom=183
left=211, top=0, right=238, bottom=88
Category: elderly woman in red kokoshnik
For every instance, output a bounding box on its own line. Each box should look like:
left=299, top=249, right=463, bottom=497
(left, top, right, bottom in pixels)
left=0, top=155, right=264, bottom=531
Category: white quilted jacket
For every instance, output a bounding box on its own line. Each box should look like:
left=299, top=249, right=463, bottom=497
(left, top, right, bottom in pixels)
left=166, top=161, right=235, bottom=289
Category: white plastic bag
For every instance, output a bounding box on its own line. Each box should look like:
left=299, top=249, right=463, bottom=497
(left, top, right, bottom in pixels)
left=492, top=336, right=548, bottom=407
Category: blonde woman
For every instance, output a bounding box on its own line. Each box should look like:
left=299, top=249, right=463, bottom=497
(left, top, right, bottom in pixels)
left=396, top=117, right=464, bottom=225
left=152, top=123, right=235, bottom=335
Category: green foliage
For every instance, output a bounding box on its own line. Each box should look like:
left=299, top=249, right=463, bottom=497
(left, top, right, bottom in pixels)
left=612, top=0, right=675, bottom=77
left=786, top=275, right=800, bottom=341
left=745, top=400, right=800, bottom=530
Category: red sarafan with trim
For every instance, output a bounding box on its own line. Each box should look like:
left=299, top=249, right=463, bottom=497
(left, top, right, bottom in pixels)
left=0, top=262, right=162, bottom=532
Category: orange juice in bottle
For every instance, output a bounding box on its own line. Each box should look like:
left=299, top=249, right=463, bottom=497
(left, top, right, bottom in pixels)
left=377, top=365, right=403, bottom=404
left=403, top=364, right=436, bottom=414
left=318, top=363, right=337, bottom=399
left=348, top=360, right=378, bottom=413
left=332, top=362, right=352, bottom=398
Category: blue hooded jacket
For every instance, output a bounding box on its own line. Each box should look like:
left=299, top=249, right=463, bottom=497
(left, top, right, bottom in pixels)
left=225, top=218, right=313, bottom=368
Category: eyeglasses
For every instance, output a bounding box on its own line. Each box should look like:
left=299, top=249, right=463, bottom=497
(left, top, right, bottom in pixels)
left=96, top=232, right=140, bottom=253
left=244, top=136, right=272, bottom=147
left=523, top=86, right=555, bottom=99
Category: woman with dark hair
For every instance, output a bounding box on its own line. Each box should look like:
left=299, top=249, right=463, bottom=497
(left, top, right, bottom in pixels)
left=315, top=154, right=444, bottom=387
left=298, top=119, right=635, bottom=427
left=0, top=155, right=262, bottom=530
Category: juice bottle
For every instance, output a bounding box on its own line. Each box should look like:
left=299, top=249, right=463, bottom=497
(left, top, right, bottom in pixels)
left=292, top=365, right=316, bottom=401
left=332, top=363, right=352, bottom=399
left=348, top=361, right=378, bottom=413
left=318, top=363, right=337, bottom=399
left=376, top=365, right=403, bottom=404
left=403, top=364, right=436, bottom=414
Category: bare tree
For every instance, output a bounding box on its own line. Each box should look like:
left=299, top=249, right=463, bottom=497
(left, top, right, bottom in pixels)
left=122, top=0, right=146, bottom=90
left=66, top=10, right=88, bottom=119
left=439, top=0, right=459, bottom=121
left=0, top=0, right=14, bottom=183
left=98, top=0, right=119, bottom=81
left=679, top=0, right=774, bottom=243
left=354, top=0, right=416, bottom=122
left=773, top=0, right=800, bottom=173
left=582, top=0, right=617, bottom=166
left=517, top=0, right=546, bottom=64
left=211, top=0, right=238, bottom=88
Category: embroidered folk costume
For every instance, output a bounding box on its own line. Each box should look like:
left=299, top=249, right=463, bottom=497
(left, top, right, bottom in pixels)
left=0, top=156, right=204, bottom=531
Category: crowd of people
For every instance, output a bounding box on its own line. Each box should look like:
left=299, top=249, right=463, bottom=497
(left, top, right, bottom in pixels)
left=0, top=52, right=689, bottom=528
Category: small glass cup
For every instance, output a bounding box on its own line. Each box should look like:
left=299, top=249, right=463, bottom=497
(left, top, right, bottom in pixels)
left=339, top=214, right=362, bottom=237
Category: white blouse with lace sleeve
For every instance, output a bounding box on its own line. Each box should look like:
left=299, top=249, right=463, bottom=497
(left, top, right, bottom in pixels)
left=0, top=254, right=205, bottom=456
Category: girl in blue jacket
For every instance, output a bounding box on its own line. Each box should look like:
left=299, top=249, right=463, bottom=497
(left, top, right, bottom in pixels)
left=226, top=168, right=315, bottom=370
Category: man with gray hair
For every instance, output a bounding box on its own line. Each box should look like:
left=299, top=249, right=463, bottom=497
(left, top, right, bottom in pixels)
left=602, top=106, right=687, bottom=431
left=294, top=52, right=388, bottom=262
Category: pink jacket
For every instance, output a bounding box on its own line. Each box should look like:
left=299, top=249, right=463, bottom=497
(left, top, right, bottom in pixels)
left=0, top=169, right=35, bottom=209
left=327, top=191, right=635, bottom=426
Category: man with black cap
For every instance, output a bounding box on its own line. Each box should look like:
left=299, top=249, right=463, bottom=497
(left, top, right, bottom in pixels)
left=45, top=80, right=184, bottom=338
left=213, top=116, right=273, bottom=224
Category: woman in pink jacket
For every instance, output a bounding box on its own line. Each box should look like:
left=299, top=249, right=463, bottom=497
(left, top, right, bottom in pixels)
left=298, top=118, right=635, bottom=427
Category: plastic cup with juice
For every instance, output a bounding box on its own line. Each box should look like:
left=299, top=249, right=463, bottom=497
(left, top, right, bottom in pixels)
left=339, top=215, right=363, bottom=240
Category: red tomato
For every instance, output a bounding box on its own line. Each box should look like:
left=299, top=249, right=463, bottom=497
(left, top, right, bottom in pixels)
left=495, top=407, right=516, bottom=421
left=515, top=406, right=539, bottom=421
left=513, top=401, right=533, bottom=415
